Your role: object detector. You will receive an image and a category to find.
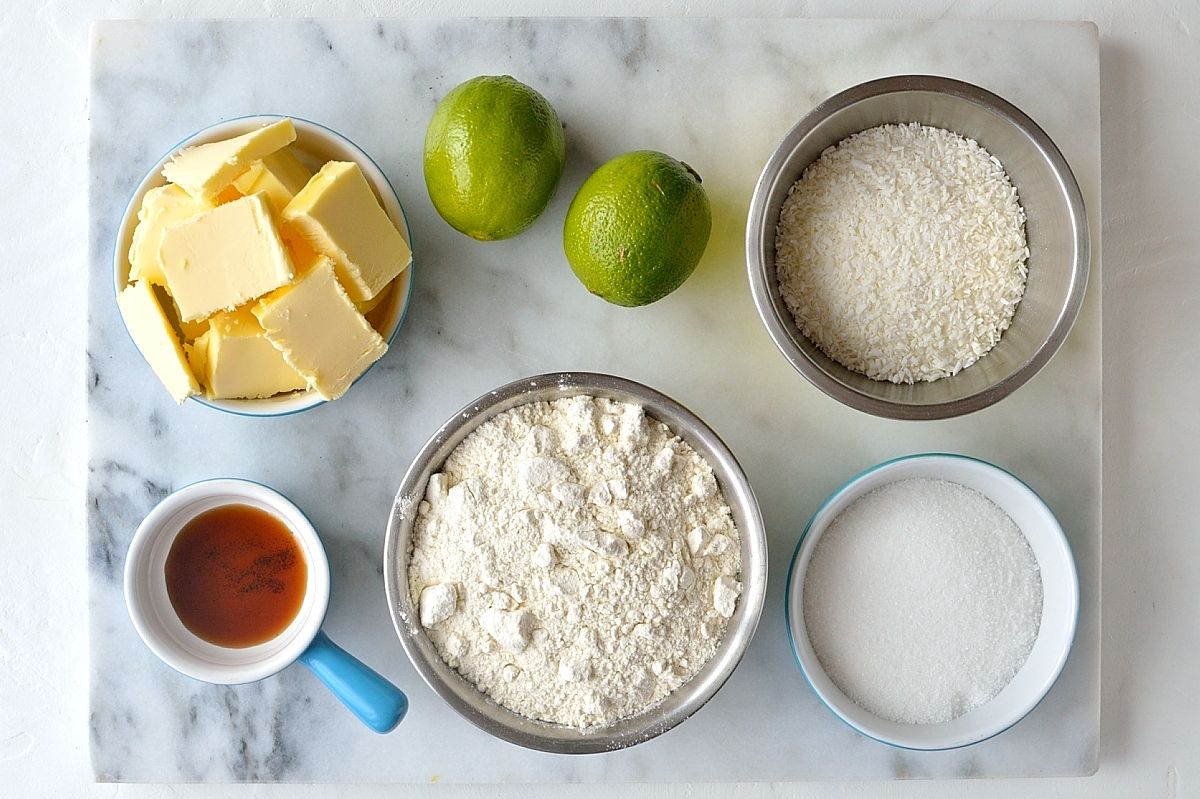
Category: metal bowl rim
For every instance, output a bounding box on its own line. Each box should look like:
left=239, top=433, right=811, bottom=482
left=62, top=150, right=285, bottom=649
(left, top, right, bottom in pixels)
left=383, top=371, right=768, bottom=754
left=746, top=74, right=1091, bottom=420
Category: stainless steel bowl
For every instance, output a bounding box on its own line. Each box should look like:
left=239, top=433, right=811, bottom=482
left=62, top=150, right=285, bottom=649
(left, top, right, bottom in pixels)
left=383, top=372, right=768, bottom=753
left=747, top=75, right=1089, bottom=420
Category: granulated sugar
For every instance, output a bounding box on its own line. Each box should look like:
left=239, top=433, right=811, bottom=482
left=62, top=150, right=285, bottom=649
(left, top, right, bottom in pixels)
left=802, top=478, right=1042, bottom=725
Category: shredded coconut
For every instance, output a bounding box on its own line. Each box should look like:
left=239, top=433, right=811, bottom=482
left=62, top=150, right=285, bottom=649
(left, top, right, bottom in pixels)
left=803, top=478, right=1043, bottom=725
left=408, top=395, right=742, bottom=728
left=775, top=123, right=1029, bottom=384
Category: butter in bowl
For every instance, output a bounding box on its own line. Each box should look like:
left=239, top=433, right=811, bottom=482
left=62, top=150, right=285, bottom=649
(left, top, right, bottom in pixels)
left=114, top=115, right=414, bottom=416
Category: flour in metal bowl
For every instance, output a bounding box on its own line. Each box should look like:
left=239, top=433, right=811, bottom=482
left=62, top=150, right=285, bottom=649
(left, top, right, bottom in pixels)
left=775, top=123, right=1029, bottom=384
left=803, top=477, right=1043, bottom=725
left=407, top=395, right=742, bottom=728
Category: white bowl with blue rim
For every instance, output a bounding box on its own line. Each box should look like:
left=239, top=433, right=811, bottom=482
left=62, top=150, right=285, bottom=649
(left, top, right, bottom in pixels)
left=785, top=453, right=1078, bottom=750
left=113, top=114, right=414, bottom=417
left=124, top=478, right=408, bottom=733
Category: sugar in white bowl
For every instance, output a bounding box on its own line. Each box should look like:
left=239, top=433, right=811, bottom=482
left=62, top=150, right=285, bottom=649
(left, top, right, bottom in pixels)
left=787, top=451, right=1080, bottom=748
left=802, top=478, right=1043, bottom=725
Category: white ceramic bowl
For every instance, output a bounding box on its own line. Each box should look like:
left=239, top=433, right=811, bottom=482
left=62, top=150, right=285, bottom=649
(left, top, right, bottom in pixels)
left=113, top=114, right=415, bottom=417
left=124, top=478, right=331, bottom=684
left=785, top=453, right=1078, bottom=750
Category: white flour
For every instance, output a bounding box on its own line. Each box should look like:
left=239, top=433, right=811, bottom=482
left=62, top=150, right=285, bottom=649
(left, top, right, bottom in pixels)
left=408, top=395, right=742, bottom=728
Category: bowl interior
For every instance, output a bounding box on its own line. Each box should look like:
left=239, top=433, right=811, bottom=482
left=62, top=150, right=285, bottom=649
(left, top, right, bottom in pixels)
left=384, top=372, right=769, bottom=753
left=113, top=115, right=414, bottom=417
left=124, top=479, right=331, bottom=685
left=750, top=78, right=1088, bottom=419
left=785, top=454, right=1078, bottom=750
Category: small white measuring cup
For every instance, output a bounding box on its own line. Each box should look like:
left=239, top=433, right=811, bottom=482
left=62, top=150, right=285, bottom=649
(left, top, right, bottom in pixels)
left=124, top=478, right=407, bottom=733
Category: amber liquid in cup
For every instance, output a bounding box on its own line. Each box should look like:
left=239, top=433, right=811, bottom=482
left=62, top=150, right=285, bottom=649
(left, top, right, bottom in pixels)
left=165, top=504, right=308, bottom=648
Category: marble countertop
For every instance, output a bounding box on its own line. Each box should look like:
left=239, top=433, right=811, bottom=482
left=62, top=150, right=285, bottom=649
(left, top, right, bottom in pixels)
left=85, top=16, right=1101, bottom=783
left=3, top=1, right=1198, bottom=797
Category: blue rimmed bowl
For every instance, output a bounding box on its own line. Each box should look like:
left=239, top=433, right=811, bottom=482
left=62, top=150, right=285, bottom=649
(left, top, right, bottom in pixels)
left=113, top=114, right=415, bottom=417
left=785, top=453, right=1078, bottom=750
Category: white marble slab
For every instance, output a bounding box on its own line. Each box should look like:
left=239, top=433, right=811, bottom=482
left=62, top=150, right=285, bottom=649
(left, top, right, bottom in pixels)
left=87, top=18, right=1100, bottom=782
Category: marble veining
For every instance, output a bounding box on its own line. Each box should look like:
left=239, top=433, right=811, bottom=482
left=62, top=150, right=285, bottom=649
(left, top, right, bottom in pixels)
left=88, top=18, right=1100, bottom=782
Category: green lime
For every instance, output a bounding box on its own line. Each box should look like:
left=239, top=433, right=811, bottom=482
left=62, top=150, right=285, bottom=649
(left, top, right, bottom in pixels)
left=563, top=151, right=712, bottom=307
left=423, top=75, right=566, bottom=241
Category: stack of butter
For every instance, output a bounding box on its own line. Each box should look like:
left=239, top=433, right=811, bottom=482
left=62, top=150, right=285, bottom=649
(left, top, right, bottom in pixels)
left=118, top=118, right=412, bottom=404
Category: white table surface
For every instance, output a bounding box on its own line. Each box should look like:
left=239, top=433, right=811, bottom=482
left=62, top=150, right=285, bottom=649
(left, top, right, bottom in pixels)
left=1, top=0, right=1196, bottom=797
left=85, top=15, right=1101, bottom=783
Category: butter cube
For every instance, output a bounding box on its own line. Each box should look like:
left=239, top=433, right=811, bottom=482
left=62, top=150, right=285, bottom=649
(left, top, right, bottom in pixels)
left=281, top=227, right=325, bottom=274
left=253, top=257, right=387, bottom=400
left=162, top=118, right=296, bottom=203
left=354, top=281, right=392, bottom=318
left=189, top=308, right=308, bottom=399
left=183, top=334, right=208, bottom=387
left=127, top=185, right=214, bottom=285
left=233, top=147, right=313, bottom=214
left=162, top=295, right=210, bottom=342
left=176, top=309, right=210, bottom=343
left=283, top=161, right=411, bottom=302
left=117, top=281, right=200, bottom=403
left=158, top=193, right=295, bottom=322
left=215, top=185, right=244, bottom=205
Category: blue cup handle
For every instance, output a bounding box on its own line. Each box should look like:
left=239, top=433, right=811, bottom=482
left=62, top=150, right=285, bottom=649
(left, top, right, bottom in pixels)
left=297, top=629, right=408, bottom=733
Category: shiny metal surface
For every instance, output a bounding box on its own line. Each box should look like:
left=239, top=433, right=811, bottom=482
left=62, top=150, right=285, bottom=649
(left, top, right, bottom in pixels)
left=383, top=372, right=768, bottom=754
left=747, top=75, right=1090, bottom=420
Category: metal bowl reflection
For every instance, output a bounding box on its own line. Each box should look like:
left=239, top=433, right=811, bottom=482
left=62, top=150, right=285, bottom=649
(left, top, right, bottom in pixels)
left=747, top=76, right=1089, bottom=419
left=383, top=372, right=767, bottom=753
